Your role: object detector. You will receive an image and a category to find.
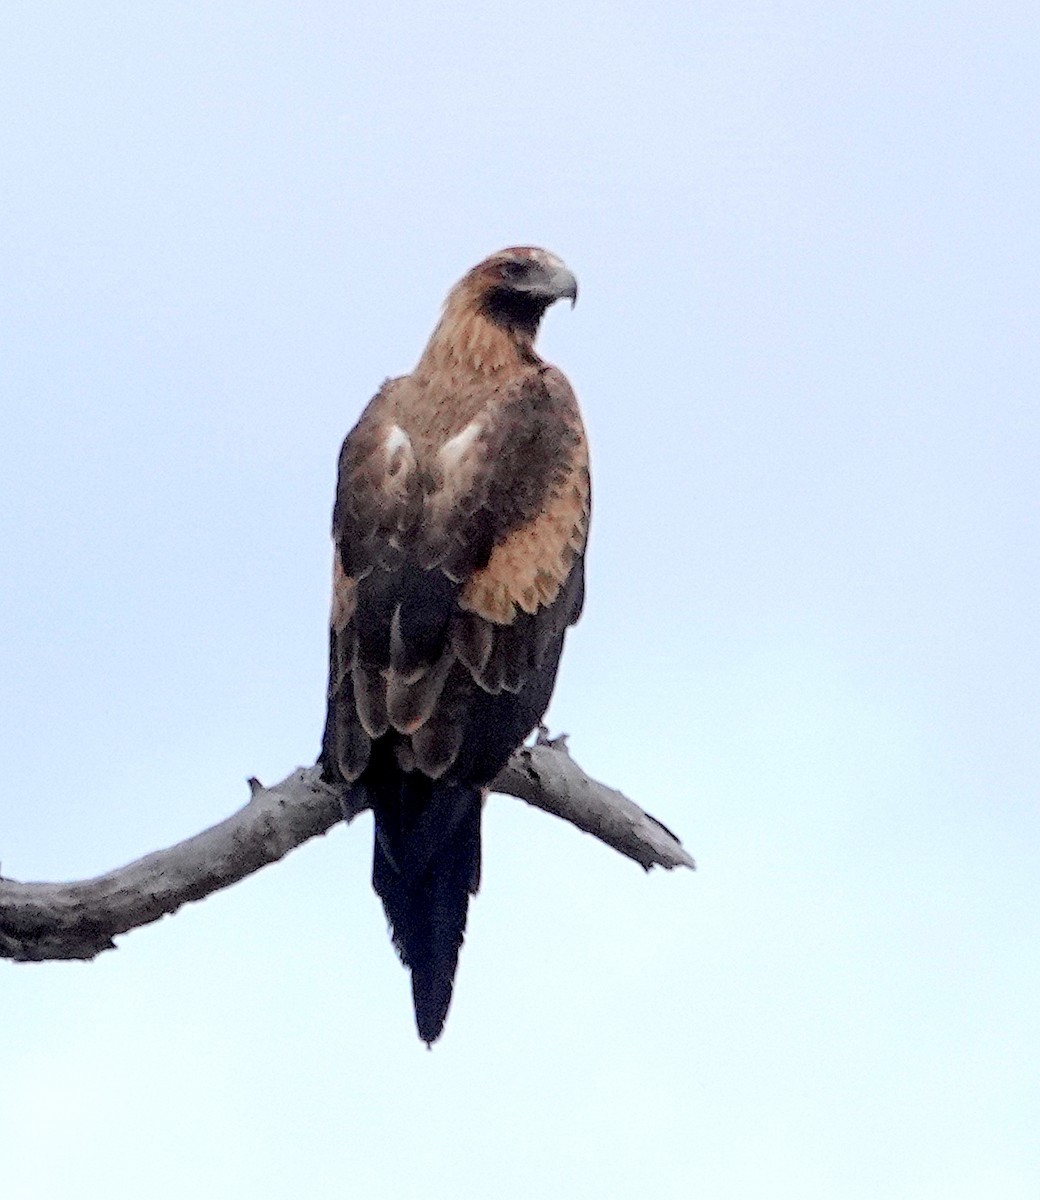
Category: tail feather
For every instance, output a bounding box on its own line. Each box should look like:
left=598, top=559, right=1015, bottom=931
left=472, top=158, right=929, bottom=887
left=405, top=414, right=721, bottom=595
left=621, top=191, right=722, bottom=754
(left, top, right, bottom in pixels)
left=370, top=775, right=482, bottom=1044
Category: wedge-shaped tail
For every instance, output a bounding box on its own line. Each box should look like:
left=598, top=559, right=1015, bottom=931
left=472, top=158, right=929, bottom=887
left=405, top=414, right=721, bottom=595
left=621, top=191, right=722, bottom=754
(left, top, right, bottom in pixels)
left=370, top=775, right=482, bottom=1044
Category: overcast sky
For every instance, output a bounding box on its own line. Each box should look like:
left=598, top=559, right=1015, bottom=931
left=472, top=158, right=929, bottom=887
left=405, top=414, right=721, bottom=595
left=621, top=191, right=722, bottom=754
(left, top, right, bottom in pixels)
left=2, top=3, right=1038, bottom=1197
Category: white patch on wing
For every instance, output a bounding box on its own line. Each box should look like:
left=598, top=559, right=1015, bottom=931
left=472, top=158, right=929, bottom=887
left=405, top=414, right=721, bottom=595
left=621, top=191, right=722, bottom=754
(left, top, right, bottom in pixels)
left=384, top=423, right=415, bottom=477
left=438, top=421, right=482, bottom=471
left=385, top=423, right=411, bottom=457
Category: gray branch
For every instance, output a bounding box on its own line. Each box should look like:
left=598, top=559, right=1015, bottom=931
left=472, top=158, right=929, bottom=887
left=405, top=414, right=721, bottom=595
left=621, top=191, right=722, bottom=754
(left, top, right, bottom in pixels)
left=0, top=741, right=693, bottom=963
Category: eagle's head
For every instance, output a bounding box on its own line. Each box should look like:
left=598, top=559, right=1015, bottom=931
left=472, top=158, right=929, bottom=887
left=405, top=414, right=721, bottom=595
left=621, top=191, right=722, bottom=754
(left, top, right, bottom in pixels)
left=419, top=247, right=578, bottom=378
left=456, top=247, right=578, bottom=335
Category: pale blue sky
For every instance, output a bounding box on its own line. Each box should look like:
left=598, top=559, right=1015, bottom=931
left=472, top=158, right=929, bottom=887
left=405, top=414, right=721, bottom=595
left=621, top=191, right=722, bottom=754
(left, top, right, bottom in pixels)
left=2, top=3, right=1038, bottom=1197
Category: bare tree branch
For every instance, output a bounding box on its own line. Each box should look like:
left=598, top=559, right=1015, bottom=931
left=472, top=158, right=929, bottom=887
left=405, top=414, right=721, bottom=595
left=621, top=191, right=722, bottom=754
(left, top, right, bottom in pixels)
left=0, top=742, right=692, bottom=963
left=496, top=735, right=694, bottom=871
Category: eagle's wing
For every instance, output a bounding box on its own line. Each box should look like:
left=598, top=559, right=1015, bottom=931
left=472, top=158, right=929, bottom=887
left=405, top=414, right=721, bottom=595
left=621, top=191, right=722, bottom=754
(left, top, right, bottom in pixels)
left=321, top=364, right=589, bottom=791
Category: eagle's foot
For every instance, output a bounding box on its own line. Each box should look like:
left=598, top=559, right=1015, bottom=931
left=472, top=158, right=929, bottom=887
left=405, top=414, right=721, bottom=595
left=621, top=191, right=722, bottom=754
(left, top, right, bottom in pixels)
left=534, top=724, right=570, bottom=753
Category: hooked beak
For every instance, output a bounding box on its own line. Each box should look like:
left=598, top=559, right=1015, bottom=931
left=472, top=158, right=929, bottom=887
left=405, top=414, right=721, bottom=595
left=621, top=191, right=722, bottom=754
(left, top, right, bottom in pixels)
left=548, top=264, right=579, bottom=308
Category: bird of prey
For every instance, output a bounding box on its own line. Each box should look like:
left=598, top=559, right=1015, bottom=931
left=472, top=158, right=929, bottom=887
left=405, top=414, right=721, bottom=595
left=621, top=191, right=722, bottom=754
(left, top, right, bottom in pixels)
left=320, top=247, right=589, bottom=1043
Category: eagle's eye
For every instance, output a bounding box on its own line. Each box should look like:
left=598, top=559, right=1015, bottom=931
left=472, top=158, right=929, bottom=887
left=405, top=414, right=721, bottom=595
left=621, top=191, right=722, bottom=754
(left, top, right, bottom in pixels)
left=500, top=260, right=528, bottom=283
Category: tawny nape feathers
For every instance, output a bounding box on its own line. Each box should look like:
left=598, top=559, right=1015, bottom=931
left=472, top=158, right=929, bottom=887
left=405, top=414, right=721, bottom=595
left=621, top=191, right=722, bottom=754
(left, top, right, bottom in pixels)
left=320, top=247, right=589, bottom=1043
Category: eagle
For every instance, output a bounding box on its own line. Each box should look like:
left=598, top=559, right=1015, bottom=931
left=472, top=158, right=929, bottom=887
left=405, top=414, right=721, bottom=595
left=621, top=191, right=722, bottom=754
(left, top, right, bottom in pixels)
left=320, top=247, right=589, bottom=1043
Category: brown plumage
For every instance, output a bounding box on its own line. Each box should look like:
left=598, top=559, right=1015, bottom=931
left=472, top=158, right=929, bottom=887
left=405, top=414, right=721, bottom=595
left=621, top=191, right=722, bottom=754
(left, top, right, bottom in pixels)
left=320, top=247, right=589, bottom=1043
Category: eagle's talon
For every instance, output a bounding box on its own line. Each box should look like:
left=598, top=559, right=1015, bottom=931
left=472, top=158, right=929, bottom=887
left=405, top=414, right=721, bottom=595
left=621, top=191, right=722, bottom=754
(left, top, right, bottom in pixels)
left=535, top=726, right=570, bottom=752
